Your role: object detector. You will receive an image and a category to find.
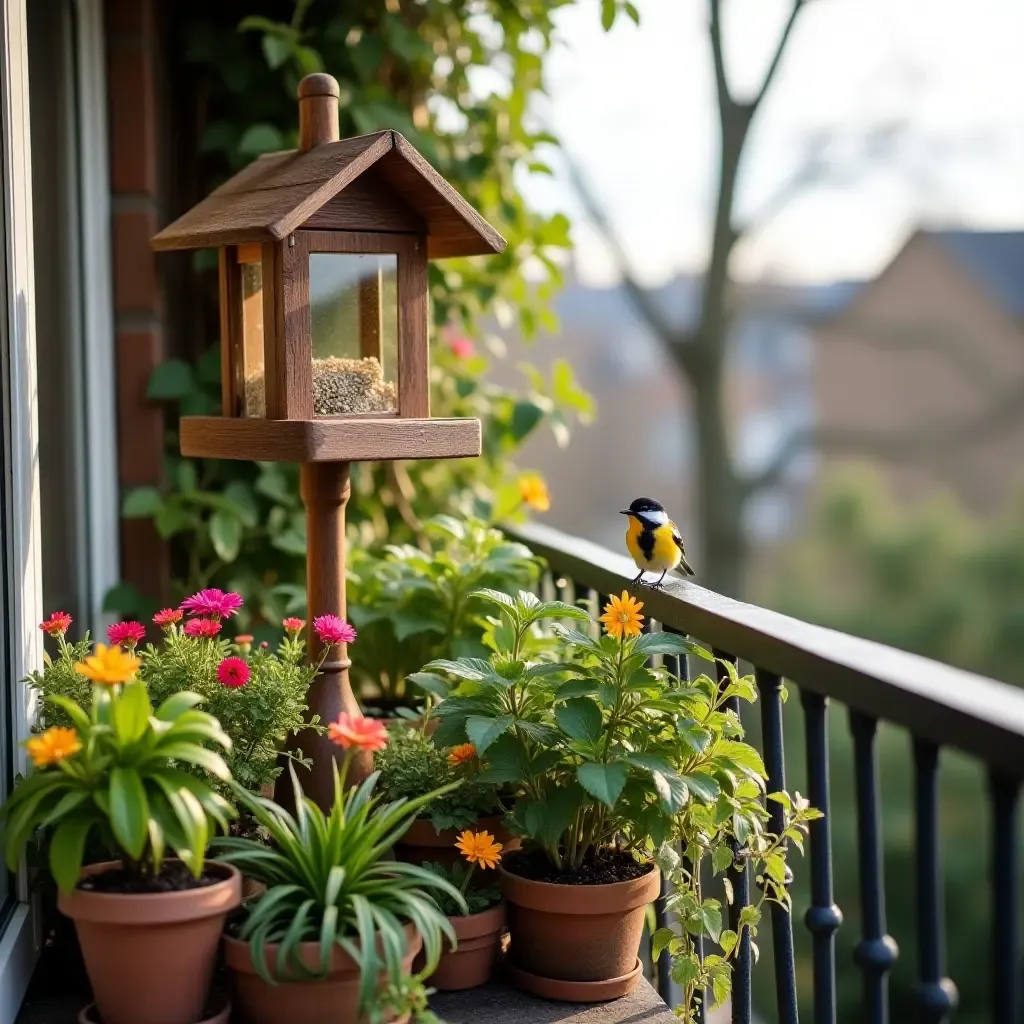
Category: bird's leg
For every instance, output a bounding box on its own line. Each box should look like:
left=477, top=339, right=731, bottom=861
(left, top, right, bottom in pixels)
left=631, top=570, right=645, bottom=586
left=648, top=569, right=668, bottom=590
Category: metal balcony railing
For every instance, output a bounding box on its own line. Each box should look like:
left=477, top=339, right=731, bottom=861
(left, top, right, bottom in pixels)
left=507, top=521, right=1024, bottom=1024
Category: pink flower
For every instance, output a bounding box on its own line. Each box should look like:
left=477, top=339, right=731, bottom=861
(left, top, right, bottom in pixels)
left=314, top=614, right=357, bottom=646
left=259, top=641, right=269, bottom=649
left=282, top=617, right=306, bottom=636
left=180, top=589, right=243, bottom=620
left=449, top=335, right=474, bottom=360
left=107, top=621, right=146, bottom=649
left=235, top=634, right=254, bottom=645
left=183, top=618, right=222, bottom=639
left=216, top=656, right=250, bottom=689
left=40, top=612, right=72, bottom=637
left=153, top=608, right=183, bottom=627
left=328, top=712, right=388, bottom=752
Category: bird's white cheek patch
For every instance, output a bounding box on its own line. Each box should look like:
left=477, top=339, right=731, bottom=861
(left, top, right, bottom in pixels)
left=641, top=510, right=669, bottom=526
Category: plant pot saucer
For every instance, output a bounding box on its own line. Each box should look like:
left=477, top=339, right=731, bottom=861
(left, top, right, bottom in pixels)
left=504, top=958, right=643, bottom=1003
left=77, top=996, right=232, bottom=1024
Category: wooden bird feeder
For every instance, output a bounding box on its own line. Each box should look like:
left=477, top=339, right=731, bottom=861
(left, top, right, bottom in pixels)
left=151, top=73, right=505, bottom=807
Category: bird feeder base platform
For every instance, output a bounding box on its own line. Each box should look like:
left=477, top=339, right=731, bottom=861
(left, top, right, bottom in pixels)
left=179, top=415, right=481, bottom=463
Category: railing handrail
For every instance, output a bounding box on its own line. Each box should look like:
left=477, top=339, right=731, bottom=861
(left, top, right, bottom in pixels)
left=507, top=521, right=1024, bottom=777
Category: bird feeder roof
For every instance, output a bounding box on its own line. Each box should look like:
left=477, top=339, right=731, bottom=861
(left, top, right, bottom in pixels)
left=151, top=130, right=506, bottom=260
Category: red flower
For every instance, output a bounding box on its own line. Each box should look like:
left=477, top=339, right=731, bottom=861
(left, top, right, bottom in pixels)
left=180, top=589, right=243, bottom=620
left=282, top=617, right=306, bottom=636
left=313, top=614, right=357, bottom=646
left=216, top=656, right=250, bottom=689
left=40, top=611, right=72, bottom=637
left=153, top=608, right=183, bottom=627
left=328, top=712, right=388, bottom=752
left=183, top=618, right=222, bottom=639
left=235, top=634, right=254, bottom=645
left=107, top=621, right=146, bottom=648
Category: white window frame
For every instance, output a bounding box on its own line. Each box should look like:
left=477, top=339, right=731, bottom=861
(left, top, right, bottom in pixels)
left=0, top=0, right=44, bottom=1018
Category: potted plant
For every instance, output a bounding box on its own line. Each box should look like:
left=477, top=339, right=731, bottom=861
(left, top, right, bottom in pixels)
left=419, top=829, right=506, bottom=991
left=374, top=726, right=513, bottom=865
left=214, top=714, right=466, bottom=1024
left=2, top=637, right=240, bottom=1024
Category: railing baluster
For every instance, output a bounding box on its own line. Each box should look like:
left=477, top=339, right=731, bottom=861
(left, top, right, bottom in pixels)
left=850, top=711, right=899, bottom=1023
left=758, top=669, right=799, bottom=1024
left=911, top=739, right=957, bottom=1023
left=715, top=650, right=751, bottom=1024
left=801, top=690, right=842, bottom=1024
left=988, top=771, right=1020, bottom=1024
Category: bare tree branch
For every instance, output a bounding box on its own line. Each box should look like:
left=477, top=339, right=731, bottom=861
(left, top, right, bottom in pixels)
left=752, top=0, right=806, bottom=112
left=742, top=382, right=1024, bottom=495
left=708, top=0, right=732, bottom=110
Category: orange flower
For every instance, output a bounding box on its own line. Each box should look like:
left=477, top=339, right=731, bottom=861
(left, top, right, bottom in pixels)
left=599, top=591, right=644, bottom=641
left=26, top=727, right=81, bottom=768
left=327, top=712, right=388, bottom=753
left=74, top=644, right=141, bottom=685
left=518, top=475, right=550, bottom=512
left=455, top=830, right=503, bottom=870
left=447, top=743, right=477, bottom=767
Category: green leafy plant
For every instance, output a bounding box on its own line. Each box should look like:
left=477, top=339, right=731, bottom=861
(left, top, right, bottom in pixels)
left=348, top=516, right=540, bottom=713
left=373, top=727, right=502, bottom=833
left=421, top=855, right=502, bottom=917
left=214, top=761, right=465, bottom=1022
left=2, top=642, right=235, bottom=891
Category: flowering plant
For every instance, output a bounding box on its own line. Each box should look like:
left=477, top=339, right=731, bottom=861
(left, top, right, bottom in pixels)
left=214, top=719, right=464, bottom=1023
left=374, top=727, right=504, bottom=833
left=1, top=643, right=234, bottom=890
left=422, top=830, right=504, bottom=916
left=29, top=594, right=327, bottom=797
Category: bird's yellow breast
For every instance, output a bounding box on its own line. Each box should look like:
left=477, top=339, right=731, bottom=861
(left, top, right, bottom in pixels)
left=625, top=517, right=682, bottom=572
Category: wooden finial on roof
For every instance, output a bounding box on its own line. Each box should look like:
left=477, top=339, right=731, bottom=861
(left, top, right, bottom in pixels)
left=298, top=73, right=340, bottom=152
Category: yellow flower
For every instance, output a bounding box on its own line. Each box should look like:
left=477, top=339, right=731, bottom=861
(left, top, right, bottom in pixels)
left=600, top=591, right=644, bottom=641
left=519, top=475, right=550, bottom=512
left=455, top=830, right=503, bottom=870
left=74, top=643, right=141, bottom=685
left=447, top=743, right=477, bottom=767
left=26, top=727, right=81, bottom=768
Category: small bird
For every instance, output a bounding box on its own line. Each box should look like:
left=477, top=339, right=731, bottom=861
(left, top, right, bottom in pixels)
left=620, top=497, right=695, bottom=588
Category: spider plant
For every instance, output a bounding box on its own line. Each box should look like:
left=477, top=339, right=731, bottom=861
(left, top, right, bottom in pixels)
left=214, top=763, right=466, bottom=1017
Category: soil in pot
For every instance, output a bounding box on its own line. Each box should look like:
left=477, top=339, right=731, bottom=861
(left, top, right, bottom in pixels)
left=500, top=849, right=659, bottom=1000
left=414, top=903, right=505, bottom=991
left=224, top=920, right=421, bottom=1024
left=58, top=860, right=241, bottom=1024
left=395, top=815, right=518, bottom=869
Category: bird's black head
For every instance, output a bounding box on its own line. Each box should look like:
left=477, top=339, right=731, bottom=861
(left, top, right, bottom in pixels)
left=620, top=497, right=666, bottom=517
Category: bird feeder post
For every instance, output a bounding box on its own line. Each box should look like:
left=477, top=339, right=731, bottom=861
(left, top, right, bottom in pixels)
left=151, top=72, right=505, bottom=811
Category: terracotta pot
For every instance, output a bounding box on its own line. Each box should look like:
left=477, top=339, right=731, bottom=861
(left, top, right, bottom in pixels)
left=395, top=815, right=518, bottom=868
left=224, top=921, right=421, bottom=1024
left=58, top=860, right=242, bottom=1024
left=499, top=858, right=660, bottom=1001
left=416, top=903, right=505, bottom=991
left=77, top=996, right=232, bottom=1024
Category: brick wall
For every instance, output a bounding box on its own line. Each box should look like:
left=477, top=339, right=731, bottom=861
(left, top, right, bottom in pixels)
left=105, top=0, right=169, bottom=602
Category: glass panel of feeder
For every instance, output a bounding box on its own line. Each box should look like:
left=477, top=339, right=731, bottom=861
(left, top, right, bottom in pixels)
left=241, top=261, right=265, bottom=417
left=309, top=253, right=398, bottom=416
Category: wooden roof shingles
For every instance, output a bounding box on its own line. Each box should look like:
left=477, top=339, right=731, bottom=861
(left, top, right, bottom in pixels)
left=151, top=130, right=505, bottom=260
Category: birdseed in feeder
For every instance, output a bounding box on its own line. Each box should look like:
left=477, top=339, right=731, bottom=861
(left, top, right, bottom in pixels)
left=244, top=356, right=397, bottom=417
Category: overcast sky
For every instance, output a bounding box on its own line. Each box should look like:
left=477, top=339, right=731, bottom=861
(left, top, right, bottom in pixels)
left=519, top=0, right=1024, bottom=286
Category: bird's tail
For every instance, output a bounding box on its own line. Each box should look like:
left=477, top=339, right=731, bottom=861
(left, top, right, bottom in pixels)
left=679, top=555, right=695, bottom=576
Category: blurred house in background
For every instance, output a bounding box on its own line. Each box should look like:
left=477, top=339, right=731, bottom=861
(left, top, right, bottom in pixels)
left=811, top=228, right=1024, bottom=517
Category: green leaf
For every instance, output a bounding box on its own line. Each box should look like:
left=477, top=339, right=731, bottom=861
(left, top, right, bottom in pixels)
left=475, top=734, right=527, bottom=784
left=262, top=34, right=293, bottom=69
left=624, top=1, right=640, bottom=24
left=712, top=845, right=735, bottom=875
left=763, top=853, right=787, bottom=885
left=681, top=773, right=721, bottom=804
left=699, top=900, right=723, bottom=942
left=576, top=761, right=627, bottom=808
left=49, top=819, right=92, bottom=893
left=122, top=487, right=161, bottom=518
left=239, top=123, right=284, bottom=156
left=109, top=768, right=148, bottom=860
left=209, top=512, right=241, bottom=563
left=147, top=360, right=195, bottom=400
left=601, top=0, right=616, bottom=30
left=465, top=715, right=513, bottom=755
left=739, top=905, right=761, bottom=928
left=719, top=929, right=738, bottom=957
left=651, top=926, right=675, bottom=962
left=555, top=697, right=602, bottom=744
left=114, top=682, right=152, bottom=744
left=767, top=791, right=792, bottom=811
left=510, top=400, right=545, bottom=441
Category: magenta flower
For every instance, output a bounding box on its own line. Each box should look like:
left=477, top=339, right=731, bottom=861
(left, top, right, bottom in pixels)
left=180, top=589, right=243, bottom=620
left=183, top=618, right=222, bottom=639
left=313, top=614, right=357, bottom=646
left=107, top=621, right=146, bottom=649
left=216, top=656, right=250, bottom=689
left=153, top=607, right=183, bottom=628
left=40, top=611, right=73, bottom=637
